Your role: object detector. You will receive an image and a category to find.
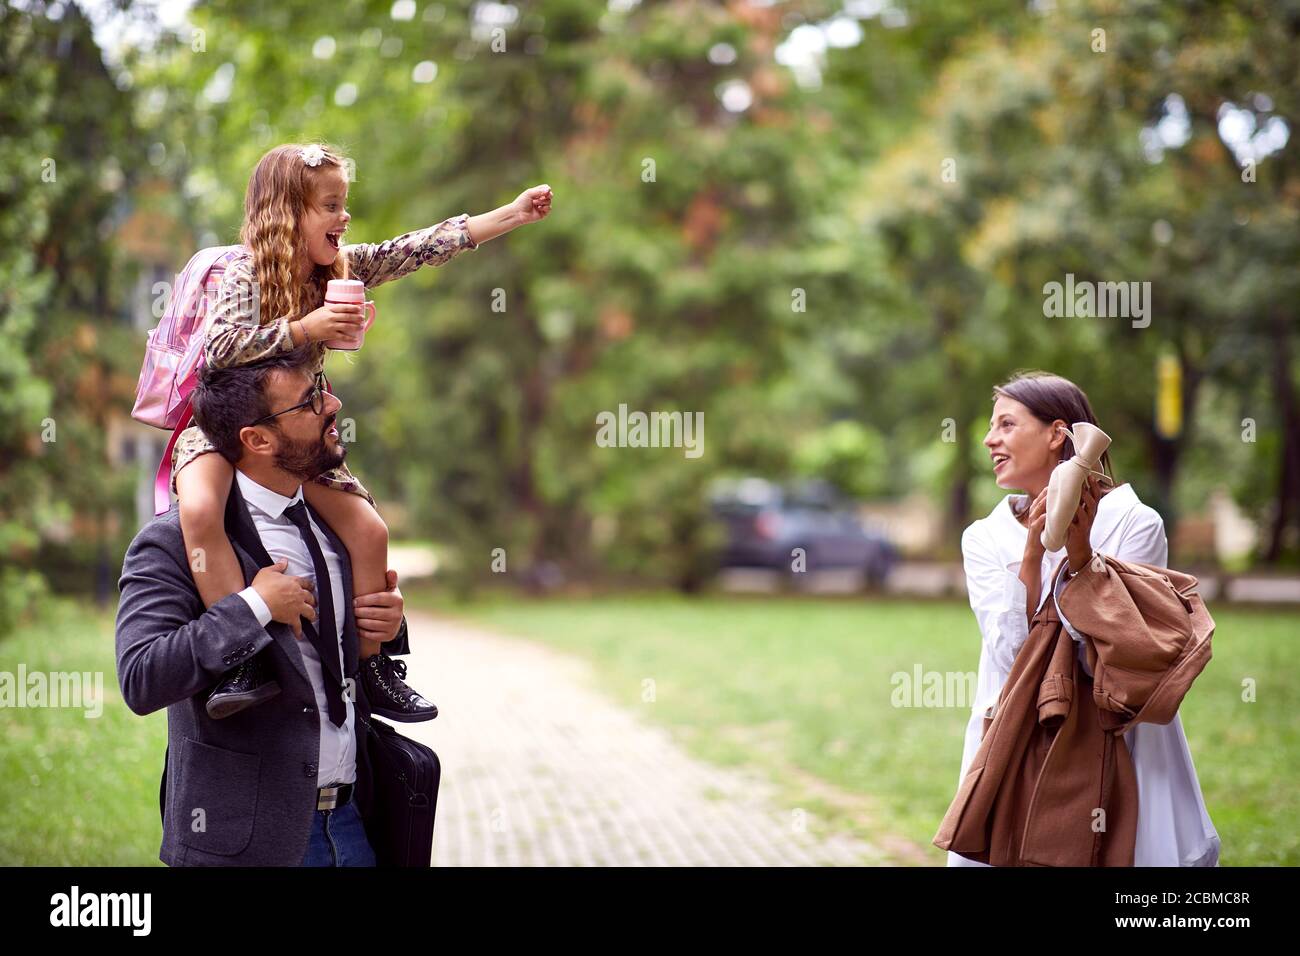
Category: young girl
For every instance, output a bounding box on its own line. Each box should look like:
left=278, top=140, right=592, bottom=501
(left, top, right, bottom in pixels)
left=175, top=142, right=552, bottom=720
left=949, top=370, right=1219, bottom=866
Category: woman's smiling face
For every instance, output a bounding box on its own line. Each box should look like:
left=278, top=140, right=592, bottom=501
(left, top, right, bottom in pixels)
left=302, top=168, right=350, bottom=267
left=983, top=395, right=1066, bottom=494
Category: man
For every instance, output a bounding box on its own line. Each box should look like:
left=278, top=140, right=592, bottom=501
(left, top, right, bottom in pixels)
left=116, top=349, right=416, bottom=865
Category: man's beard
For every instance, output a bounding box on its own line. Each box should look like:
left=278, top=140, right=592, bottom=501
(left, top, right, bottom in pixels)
left=272, top=416, right=346, bottom=480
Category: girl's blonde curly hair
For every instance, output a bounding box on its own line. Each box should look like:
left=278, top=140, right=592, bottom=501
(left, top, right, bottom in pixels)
left=239, top=143, right=350, bottom=326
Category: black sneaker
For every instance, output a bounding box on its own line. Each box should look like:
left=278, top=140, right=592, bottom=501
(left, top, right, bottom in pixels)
left=206, top=654, right=281, bottom=719
left=361, top=653, right=438, bottom=722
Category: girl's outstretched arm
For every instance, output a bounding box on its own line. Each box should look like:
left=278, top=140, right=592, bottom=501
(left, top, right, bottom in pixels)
left=345, top=185, right=553, bottom=289
left=466, top=184, right=552, bottom=244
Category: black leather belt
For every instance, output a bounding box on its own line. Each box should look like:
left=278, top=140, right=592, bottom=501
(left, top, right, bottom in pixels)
left=316, top=782, right=353, bottom=810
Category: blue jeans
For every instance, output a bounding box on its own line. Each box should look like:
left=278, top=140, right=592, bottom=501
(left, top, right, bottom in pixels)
left=301, top=800, right=376, bottom=867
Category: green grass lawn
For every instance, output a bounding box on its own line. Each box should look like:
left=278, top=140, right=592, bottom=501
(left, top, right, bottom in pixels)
left=0, top=602, right=167, bottom=865
left=413, top=590, right=1300, bottom=866
left=2, top=593, right=1295, bottom=865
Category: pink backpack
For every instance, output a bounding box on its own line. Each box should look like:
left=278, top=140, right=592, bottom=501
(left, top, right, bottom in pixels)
left=131, top=245, right=245, bottom=515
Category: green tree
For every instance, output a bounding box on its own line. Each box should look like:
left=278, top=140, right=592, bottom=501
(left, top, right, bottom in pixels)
left=817, top=0, right=1300, bottom=562
left=0, top=1, right=143, bottom=628
left=131, top=0, right=850, bottom=590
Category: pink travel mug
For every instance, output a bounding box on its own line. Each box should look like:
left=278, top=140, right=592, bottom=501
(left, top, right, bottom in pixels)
left=323, top=279, right=376, bottom=351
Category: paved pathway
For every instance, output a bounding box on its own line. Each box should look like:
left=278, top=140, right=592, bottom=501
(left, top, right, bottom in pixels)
left=395, top=612, right=917, bottom=866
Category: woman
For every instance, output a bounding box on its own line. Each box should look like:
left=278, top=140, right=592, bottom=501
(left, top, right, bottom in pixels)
left=949, top=370, right=1220, bottom=867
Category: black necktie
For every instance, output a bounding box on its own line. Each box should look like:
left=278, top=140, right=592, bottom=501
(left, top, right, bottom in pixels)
left=283, top=501, right=347, bottom=727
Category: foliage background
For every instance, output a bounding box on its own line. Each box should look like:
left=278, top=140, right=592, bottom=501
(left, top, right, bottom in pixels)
left=2, top=0, right=1298, bottom=607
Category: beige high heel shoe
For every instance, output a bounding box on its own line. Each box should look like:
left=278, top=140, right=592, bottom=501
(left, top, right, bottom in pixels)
left=1042, top=422, right=1112, bottom=552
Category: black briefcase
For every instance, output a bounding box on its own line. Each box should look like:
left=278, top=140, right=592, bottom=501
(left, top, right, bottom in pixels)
left=359, top=713, right=441, bottom=867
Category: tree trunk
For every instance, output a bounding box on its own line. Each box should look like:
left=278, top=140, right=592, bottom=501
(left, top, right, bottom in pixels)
left=1265, top=311, right=1300, bottom=563
left=949, top=441, right=971, bottom=546
left=1150, top=347, right=1203, bottom=564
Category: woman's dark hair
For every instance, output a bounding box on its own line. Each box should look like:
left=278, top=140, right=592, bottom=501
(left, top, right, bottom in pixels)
left=993, top=370, right=1113, bottom=478
left=191, top=348, right=316, bottom=462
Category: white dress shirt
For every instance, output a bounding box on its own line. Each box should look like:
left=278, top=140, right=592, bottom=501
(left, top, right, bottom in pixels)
left=233, top=469, right=355, bottom=789
left=949, top=482, right=1220, bottom=867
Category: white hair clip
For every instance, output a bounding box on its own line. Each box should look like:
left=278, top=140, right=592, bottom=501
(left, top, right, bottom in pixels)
left=299, top=145, right=326, bottom=167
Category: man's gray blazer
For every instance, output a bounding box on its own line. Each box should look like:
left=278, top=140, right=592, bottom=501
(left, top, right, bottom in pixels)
left=115, top=478, right=408, bottom=866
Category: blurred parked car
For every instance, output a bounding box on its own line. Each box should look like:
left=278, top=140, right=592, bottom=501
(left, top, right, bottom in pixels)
left=708, top=477, right=898, bottom=587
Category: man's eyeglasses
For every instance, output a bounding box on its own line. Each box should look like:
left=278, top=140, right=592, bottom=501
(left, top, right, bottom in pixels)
left=248, top=372, right=326, bottom=427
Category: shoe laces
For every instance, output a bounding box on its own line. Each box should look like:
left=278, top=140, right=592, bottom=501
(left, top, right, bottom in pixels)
left=370, top=654, right=410, bottom=701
